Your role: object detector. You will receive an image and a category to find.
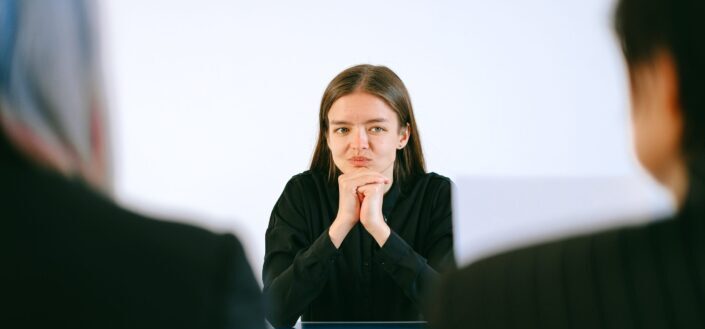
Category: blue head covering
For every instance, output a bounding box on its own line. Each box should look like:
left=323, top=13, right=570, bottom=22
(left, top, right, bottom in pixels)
left=0, top=0, right=111, bottom=192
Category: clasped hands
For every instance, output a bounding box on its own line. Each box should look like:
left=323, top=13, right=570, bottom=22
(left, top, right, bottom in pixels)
left=328, top=169, right=392, bottom=248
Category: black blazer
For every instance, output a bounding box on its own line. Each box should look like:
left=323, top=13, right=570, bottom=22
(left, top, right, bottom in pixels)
left=1, top=136, right=264, bottom=329
left=429, top=170, right=705, bottom=329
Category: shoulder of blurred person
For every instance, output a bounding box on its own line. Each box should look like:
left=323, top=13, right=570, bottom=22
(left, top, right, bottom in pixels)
left=429, top=169, right=705, bottom=328
left=1, top=134, right=263, bottom=329
left=0, top=1, right=263, bottom=328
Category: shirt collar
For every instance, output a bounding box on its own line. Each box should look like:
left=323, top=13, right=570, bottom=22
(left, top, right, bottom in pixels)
left=682, top=163, right=705, bottom=220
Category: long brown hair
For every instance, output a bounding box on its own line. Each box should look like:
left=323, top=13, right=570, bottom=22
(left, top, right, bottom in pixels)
left=310, top=64, right=426, bottom=185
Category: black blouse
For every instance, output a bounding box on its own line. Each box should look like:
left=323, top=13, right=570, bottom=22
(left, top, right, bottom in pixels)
left=263, top=170, right=454, bottom=328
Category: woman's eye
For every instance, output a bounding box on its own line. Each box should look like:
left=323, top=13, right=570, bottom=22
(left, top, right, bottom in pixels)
left=334, top=127, right=349, bottom=134
left=370, top=127, right=385, bottom=133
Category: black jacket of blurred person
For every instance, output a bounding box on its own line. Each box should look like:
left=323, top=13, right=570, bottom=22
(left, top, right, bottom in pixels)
left=0, top=1, right=263, bottom=328
left=429, top=0, right=705, bottom=328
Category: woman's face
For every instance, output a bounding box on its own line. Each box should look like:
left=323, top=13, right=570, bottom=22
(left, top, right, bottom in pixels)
left=327, top=92, right=409, bottom=180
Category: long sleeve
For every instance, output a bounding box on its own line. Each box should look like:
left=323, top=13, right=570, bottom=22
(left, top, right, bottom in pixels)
left=262, top=177, right=341, bottom=328
left=374, top=177, right=454, bottom=313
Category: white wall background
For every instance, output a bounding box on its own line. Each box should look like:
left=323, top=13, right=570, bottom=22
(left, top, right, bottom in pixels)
left=101, top=0, right=669, bottom=282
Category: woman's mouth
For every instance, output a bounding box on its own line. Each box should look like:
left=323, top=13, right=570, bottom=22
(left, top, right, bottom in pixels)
left=349, top=156, right=371, bottom=167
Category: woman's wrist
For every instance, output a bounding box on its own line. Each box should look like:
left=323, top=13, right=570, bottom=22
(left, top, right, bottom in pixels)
left=329, top=215, right=356, bottom=249
left=365, top=221, right=391, bottom=247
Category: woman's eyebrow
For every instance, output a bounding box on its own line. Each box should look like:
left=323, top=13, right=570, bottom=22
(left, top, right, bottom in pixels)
left=365, top=118, right=389, bottom=124
left=329, top=118, right=388, bottom=125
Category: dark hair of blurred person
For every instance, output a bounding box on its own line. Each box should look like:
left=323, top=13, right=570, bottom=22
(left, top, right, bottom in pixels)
left=615, top=0, right=705, bottom=201
left=1, top=1, right=263, bottom=328
left=428, top=0, right=705, bottom=328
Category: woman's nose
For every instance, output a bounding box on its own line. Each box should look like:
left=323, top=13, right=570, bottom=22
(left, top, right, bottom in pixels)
left=351, top=129, right=369, bottom=150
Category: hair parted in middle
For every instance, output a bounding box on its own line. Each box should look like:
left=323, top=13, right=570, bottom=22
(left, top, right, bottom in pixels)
left=310, top=64, right=426, bottom=185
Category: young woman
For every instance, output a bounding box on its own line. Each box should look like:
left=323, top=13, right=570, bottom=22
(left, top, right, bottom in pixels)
left=263, top=64, right=454, bottom=327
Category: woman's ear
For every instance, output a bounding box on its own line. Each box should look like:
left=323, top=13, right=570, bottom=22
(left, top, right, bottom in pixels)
left=630, top=49, right=686, bottom=202
left=398, top=123, right=411, bottom=149
left=659, top=51, right=681, bottom=121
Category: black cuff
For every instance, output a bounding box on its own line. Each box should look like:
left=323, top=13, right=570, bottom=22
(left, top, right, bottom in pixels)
left=375, top=231, right=414, bottom=270
left=307, top=229, right=342, bottom=265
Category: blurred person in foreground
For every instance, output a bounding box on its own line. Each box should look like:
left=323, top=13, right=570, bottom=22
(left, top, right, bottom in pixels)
left=0, top=1, right=263, bottom=328
left=429, top=0, right=705, bottom=327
